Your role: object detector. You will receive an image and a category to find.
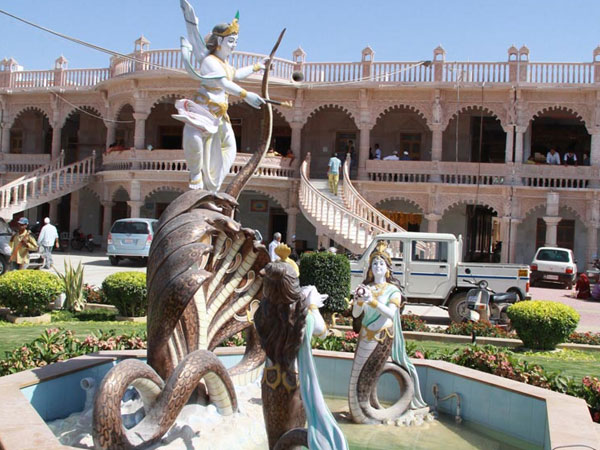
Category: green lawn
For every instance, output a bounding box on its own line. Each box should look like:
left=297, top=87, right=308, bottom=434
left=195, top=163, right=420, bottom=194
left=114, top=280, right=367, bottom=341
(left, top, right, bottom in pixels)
left=0, top=320, right=145, bottom=356
left=409, top=340, right=600, bottom=380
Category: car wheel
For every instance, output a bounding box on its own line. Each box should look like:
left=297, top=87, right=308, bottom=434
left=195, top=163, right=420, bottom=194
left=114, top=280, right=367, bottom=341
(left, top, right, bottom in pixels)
left=109, top=256, right=120, bottom=266
left=0, top=255, right=8, bottom=275
left=448, top=292, right=469, bottom=323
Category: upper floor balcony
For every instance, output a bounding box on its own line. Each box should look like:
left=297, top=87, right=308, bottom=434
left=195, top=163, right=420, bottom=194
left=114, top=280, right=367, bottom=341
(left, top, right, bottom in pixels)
left=3, top=42, right=600, bottom=91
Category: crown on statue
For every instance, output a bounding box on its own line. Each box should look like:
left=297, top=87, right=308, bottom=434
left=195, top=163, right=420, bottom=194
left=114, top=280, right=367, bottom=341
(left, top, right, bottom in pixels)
left=368, top=240, right=392, bottom=266
left=274, top=243, right=291, bottom=260
left=214, top=11, right=240, bottom=36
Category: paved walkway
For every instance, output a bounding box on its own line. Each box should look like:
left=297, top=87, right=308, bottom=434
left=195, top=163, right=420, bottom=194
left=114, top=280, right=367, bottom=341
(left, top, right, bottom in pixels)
left=48, top=251, right=600, bottom=333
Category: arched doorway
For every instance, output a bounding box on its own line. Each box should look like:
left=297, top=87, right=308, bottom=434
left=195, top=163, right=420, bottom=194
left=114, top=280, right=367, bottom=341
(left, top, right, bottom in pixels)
left=375, top=198, right=423, bottom=231
left=528, top=109, right=590, bottom=164
left=143, top=188, right=183, bottom=219
left=146, top=96, right=183, bottom=150
left=62, top=107, right=106, bottom=164
left=371, top=106, right=430, bottom=161
left=114, top=104, right=135, bottom=149
left=301, top=105, right=358, bottom=177
left=9, top=108, right=52, bottom=154
left=443, top=107, right=505, bottom=162
left=112, top=187, right=130, bottom=222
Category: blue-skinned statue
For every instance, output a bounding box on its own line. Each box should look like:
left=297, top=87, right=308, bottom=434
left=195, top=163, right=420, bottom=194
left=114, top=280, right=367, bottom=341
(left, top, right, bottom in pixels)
left=174, top=0, right=266, bottom=190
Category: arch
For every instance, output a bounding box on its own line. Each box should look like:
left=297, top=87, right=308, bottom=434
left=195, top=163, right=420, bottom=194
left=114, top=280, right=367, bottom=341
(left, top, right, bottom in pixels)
left=303, top=103, right=358, bottom=128
left=111, top=185, right=130, bottom=202
left=558, top=203, right=586, bottom=224
left=522, top=202, right=546, bottom=220
left=439, top=197, right=500, bottom=218
left=149, top=93, right=185, bottom=110
left=373, top=104, right=429, bottom=126
left=12, top=106, right=52, bottom=124
left=442, top=104, right=505, bottom=131
left=374, top=195, right=425, bottom=214
left=114, top=101, right=135, bottom=120
left=528, top=104, right=588, bottom=127
left=242, top=187, right=288, bottom=209
left=61, top=105, right=104, bottom=128
left=143, top=185, right=185, bottom=201
left=81, top=185, right=102, bottom=203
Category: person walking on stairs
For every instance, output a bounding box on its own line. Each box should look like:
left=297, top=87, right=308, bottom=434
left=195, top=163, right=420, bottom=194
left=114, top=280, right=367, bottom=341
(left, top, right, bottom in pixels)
left=328, top=152, right=342, bottom=196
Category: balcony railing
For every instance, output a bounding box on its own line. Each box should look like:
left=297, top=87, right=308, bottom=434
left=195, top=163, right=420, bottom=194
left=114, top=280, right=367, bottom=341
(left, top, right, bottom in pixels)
left=365, top=160, right=599, bottom=189
left=3, top=47, right=598, bottom=90
left=101, top=149, right=297, bottom=178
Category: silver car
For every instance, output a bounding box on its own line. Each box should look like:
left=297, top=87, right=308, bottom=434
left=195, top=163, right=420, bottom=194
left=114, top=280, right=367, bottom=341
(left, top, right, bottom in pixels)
left=0, top=218, right=43, bottom=274
left=106, top=218, right=158, bottom=266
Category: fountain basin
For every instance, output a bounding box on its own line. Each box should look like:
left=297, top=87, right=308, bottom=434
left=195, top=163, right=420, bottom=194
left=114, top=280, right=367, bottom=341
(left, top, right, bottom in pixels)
left=0, top=348, right=596, bottom=449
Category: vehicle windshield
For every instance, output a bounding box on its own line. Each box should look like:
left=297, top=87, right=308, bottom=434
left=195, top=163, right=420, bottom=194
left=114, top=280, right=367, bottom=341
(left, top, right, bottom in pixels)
left=111, top=221, right=150, bottom=234
left=536, top=249, right=570, bottom=262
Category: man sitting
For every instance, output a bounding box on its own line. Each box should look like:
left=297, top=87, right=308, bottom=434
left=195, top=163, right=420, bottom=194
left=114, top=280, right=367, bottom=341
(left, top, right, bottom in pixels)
left=383, top=151, right=400, bottom=161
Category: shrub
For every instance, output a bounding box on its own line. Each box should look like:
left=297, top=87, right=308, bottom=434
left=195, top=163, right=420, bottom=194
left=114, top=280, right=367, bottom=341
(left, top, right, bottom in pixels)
left=401, top=314, right=430, bottom=332
left=299, top=252, right=350, bottom=314
left=507, top=301, right=580, bottom=350
left=54, top=260, right=85, bottom=312
left=0, top=328, right=146, bottom=376
left=102, top=272, right=147, bottom=317
left=582, top=377, right=600, bottom=423
left=568, top=332, right=600, bottom=346
left=445, top=320, right=515, bottom=339
left=0, top=270, right=64, bottom=316
left=51, top=309, right=117, bottom=322
left=83, top=284, right=105, bottom=304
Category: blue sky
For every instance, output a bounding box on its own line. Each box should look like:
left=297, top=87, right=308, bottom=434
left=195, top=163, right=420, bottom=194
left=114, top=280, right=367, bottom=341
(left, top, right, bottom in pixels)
left=1, top=0, right=600, bottom=70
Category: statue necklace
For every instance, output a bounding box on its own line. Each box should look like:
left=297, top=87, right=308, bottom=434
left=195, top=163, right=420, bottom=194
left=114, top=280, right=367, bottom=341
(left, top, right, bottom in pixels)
left=370, top=282, right=388, bottom=300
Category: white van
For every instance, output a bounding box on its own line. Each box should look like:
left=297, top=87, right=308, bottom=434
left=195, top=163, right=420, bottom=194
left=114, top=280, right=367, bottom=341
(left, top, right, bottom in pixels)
left=530, top=247, right=577, bottom=289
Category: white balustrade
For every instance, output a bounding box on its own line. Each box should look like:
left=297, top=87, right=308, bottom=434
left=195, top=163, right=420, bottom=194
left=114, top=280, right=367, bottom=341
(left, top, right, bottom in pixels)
left=443, top=62, right=509, bottom=83
left=302, top=62, right=363, bottom=83
left=527, top=62, right=594, bottom=84
left=372, top=62, right=433, bottom=83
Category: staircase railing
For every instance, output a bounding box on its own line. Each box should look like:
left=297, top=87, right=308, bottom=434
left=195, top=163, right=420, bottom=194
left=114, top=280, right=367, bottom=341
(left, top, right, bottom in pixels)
left=299, top=153, right=381, bottom=250
left=0, top=152, right=94, bottom=212
left=342, top=155, right=405, bottom=233
left=1, top=150, right=65, bottom=190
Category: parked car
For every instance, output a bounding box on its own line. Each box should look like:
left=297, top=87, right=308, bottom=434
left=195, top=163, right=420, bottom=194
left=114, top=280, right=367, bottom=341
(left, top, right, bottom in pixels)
left=530, top=247, right=577, bottom=289
left=106, top=218, right=158, bottom=266
left=0, top=218, right=43, bottom=274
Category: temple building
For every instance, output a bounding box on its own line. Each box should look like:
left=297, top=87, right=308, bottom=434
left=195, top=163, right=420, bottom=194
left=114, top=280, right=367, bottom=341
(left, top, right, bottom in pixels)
left=2, top=38, right=600, bottom=270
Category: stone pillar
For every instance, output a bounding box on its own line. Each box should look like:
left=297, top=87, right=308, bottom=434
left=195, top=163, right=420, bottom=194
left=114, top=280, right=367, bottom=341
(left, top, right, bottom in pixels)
left=591, top=132, right=600, bottom=167
left=51, top=122, right=62, bottom=159
left=285, top=207, right=298, bottom=245
left=424, top=213, right=441, bottom=233
left=507, top=218, right=521, bottom=263
left=101, top=201, right=114, bottom=246
left=430, top=126, right=443, bottom=162
left=543, top=216, right=562, bottom=247
left=357, top=123, right=371, bottom=180
left=1, top=121, right=10, bottom=153
left=69, top=190, right=80, bottom=234
left=514, top=126, right=525, bottom=164
left=290, top=121, right=302, bottom=160
left=48, top=199, right=59, bottom=224
left=133, top=112, right=148, bottom=150
left=105, top=120, right=116, bottom=149
left=587, top=221, right=599, bottom=268
left=504, top=126, right=514, bottom=163
left=127, top=200, right=144, bottom=218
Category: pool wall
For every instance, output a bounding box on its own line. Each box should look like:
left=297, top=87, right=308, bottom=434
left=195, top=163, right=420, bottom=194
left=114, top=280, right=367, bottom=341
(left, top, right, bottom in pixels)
left=0, top=348, right=597, bottom=449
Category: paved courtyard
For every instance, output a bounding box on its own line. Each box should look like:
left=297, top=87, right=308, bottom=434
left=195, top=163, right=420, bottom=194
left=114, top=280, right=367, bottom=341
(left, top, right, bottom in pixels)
left=49, top=251, right=600, bottom=333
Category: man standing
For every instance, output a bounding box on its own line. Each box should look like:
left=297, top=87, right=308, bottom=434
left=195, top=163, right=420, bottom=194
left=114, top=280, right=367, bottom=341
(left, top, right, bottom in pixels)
left=546, top=148, right=561, bottom=165
left=328, top=152, right=342, bottom=195
left=37, top=217, right=59, bottom=269
left=9, top=217, right=38, bottom=270
left=400, top=150, right=411, bottom=161
left=564, top=150, right=577, bottom=166
left=268, top=232, right=282, bottom=261
left=373, top=143, right=382, bottom=160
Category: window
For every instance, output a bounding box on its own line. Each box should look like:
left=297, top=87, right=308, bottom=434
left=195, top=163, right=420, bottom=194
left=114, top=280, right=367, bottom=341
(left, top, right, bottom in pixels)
left=536, top=249, right=570, bottom=263
left=111, top=221, right=149, bottom=234
left=412, top=240, right=448, bottom=262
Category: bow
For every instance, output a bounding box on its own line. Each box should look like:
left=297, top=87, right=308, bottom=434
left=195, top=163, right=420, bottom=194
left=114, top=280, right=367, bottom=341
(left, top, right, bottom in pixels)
left=225, top=29, right=286, bottom=202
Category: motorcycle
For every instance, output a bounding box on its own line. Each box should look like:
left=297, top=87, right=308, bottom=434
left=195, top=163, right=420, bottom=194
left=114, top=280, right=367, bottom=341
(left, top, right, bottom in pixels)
left=465, top=279, right=519, bottom=327
left=71, top=228, right=95, bottom=252
left=585, top=255, right=600, bottom=284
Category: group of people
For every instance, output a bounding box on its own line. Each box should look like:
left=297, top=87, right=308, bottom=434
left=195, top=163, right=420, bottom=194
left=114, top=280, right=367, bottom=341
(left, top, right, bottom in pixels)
left=7, top=217, right=58, bottom=270
left=527, top=148, right=589, bottom=166
left=370, top=143, right=411, bottom=161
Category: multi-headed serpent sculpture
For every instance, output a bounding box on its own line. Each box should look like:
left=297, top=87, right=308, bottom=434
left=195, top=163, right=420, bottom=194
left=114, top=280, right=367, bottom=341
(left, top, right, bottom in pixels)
left=92, top=10, right=288, bottom=448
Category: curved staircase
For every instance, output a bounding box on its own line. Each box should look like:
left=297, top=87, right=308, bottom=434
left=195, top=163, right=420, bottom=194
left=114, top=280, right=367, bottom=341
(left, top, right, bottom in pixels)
left=298, top=153, right=406, bottom=254
left=0, top=152, right=96, bottom=220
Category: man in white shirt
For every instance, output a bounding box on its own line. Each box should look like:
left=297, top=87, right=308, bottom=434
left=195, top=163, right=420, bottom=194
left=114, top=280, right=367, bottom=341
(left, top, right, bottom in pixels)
left=546, top=148, right=561, bottom=165
left=268, top=232, right=282, bottom=261
left=383, top=151, right=400, bottom=161
left=374, top=144, right=382, bottom=160
left=37, top=217, right=59, bottom=269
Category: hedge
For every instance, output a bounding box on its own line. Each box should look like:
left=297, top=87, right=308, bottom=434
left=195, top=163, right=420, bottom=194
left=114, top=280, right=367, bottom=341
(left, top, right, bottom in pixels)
left=102, top=272, right=147, bottom=317
left=299, top=252, right=350, bottom=314
left=0, top=270, right=64, bottom=316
